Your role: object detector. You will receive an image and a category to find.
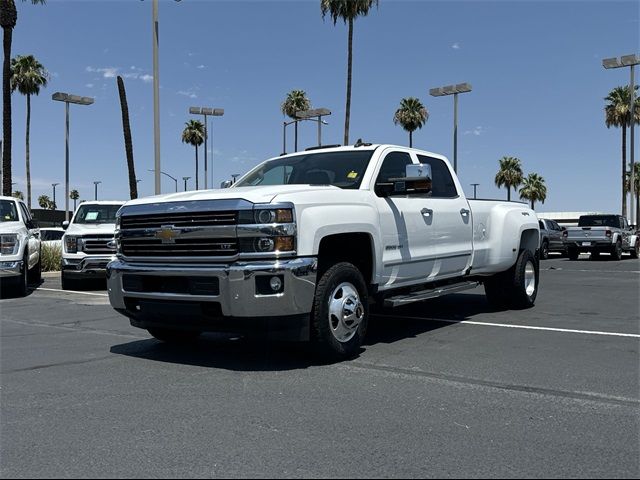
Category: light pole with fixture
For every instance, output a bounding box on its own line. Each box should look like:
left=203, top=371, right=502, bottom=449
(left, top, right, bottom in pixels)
left=470, top=183, right=480, bottom=200
left=52, top=183, right=59, bottom=209
left=148, top=169, right=177, bottom=192
left=603, top=53, right=640, bottom=225
left=189, top=107, right=224, bottom=189
left=429, top=83, right=472, bottom=174
left=93, top=181, right=101, bottom=201
left=282, top=108, right=331, bottom=154
left=182, top=176, right=190, bottom=191
left=52, top=92, right=94, bottom=222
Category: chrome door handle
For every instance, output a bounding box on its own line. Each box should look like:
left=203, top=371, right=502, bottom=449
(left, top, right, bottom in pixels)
left=460, top=208, right=470, bottom=216
left=421, top=208, right=433, bottom=217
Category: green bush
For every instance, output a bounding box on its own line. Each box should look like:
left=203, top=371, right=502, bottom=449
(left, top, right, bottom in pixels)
left=40, top=243, right=62, bottom=272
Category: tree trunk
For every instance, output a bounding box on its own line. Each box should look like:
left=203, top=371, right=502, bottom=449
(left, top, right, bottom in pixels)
left=622, top=126, right=627, bottom=218
left=2, top=26, right=12, bottom=196
left=294, top=120, right=298, bottom=152
left=343, top=17, right=353, bottom=146
left=507, top=186, right=511, bottom=202
left=117, top=76, right=138, bottom=200
left=409, top=130, right=412, bottom=148
left=195, top=145, right=199, bottom=190
left=636, top=191, right=639, bottom=227
left=531, top=199, right=534, bottom=210
left=25, top=93, right=31, bottom=210
left=73, top=198, right=76, bottom=211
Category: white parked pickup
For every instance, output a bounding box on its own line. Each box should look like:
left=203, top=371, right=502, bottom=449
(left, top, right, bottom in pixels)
left=0, top=195, right=41, bottom=297
left=61, top=201, right=124, bottom=290
left=107, top=144, right=540, bottom=359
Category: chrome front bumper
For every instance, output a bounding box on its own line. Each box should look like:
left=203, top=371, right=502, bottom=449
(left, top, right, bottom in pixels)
left=106, top=257, right=318, bottom=318
left=62, top=256, right=115, bottom=278
left=0, top=260, right=23, bottom=278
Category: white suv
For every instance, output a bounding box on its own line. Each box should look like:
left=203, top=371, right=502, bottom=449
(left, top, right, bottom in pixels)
left=61, top=201, right=124, bottom=290
left=0, top=196, right=41, bottom=296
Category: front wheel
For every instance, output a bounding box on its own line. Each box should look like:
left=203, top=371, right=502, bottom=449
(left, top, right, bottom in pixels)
left=540, top=241, right=549, bottom=260
left=28, top=252, right=42, bottom=284
left=567, top=248, right=579, bottom=261
left=631, top=240, right=639, bottom=259
left=311, top=262, right=369, bottom=360
left=611, top=240, right=622, bottom=261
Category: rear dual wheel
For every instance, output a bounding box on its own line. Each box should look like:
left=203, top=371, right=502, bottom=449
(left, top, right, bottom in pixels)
left=484, top=250, right=538, bottom=310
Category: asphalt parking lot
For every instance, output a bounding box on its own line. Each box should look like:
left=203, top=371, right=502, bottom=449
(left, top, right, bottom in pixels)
left=1, top=255, right=639, bottom=478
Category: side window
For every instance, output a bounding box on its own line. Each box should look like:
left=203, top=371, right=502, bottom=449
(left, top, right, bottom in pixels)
left=374, top=151, right=413, bottom=197
left=416, top=155, right=458, bottom=198
left=18, top=203, right=31, bottom=225
left=538, top=220, right=545, bottom=230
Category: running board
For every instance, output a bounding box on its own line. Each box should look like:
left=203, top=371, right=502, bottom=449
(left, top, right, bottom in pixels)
left=384, top=281, right=480, bottom=308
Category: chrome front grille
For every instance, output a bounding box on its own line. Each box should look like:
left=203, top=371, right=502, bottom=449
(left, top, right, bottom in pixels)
left=121, top=237, right=238, bottom=257
left=121, top=211, right=237, bottom=230
left=82, top=235, right=116, bottom=255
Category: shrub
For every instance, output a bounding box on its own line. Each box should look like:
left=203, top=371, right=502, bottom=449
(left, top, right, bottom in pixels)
left=40, top=243, right=62, bottom=272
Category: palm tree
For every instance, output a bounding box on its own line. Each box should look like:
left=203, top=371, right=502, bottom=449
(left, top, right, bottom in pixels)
left=11, top=189, right=22, bottom=199
left=181, top=120, right=205, bottom=190
left=116, top=76, right=138, bottom=200
left=10, top=54, right=48, bottom=210
left=69, top=189, right=79, bottom=211
left=604, top=85, right=640, bottom=218
left=393, top=97, right=428, bottom=147
left=494, top=156, right=523, bottom=201
left=519, top=173, right=547, bottom=210
left=625, top=163, right=640, bottom=226
left=1, top=0, right=46, bottom=197
left=37, top=193, right=54, bottom=209
left=281, top=90, right=311, bottom=152
left=321, top=0, right=378, bottom=145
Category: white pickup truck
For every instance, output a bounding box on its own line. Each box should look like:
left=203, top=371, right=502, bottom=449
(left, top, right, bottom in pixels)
left=61, top=201, right=124, bottom=290
left=0, top=195, right=41, bottom=297
left=107, top=144, right=540, bottom=358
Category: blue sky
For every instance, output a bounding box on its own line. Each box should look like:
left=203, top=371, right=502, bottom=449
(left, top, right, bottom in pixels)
left=8, top=0, right=640, bottom=214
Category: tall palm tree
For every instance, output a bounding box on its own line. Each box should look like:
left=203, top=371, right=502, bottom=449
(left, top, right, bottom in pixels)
left=604, top=85, right=640, bottom=218
left=11, top=189, right=22, bottom=199
left=494, top=156, right=523, bottom=201
left=281, top=90, right=311, bottom=152
left=519, top=173, right=547, bottom=210
left=10, top=54, right=48, bottom=210
left=1, top=0, right=46, bottom=197
left=69, top=189, right=79, bottom=211
left=321, top=0, right=378, bottom=145
left=116, top=76, right=138, bottom=200
left=181, top=120, right=205, bottom=190
left=37, top=193, right=53, bottom=209
left=625, top=163, right=640, bottom=226
left=393, top=97, right=428, bottom=148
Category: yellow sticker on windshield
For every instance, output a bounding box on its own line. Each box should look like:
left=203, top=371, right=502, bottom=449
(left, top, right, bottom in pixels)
left=347, top=171, right=358, bottom=180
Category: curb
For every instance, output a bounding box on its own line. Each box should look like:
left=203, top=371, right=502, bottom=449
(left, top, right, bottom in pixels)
left=42, top=271, right=61, bottom=278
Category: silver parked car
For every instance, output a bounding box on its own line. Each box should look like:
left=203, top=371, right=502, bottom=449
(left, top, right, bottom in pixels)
left=538, top=218, right=566, bottom=259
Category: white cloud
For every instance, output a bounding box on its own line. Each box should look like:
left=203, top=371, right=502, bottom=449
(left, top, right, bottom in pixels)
left=85, top=83, right=94, bottom=89
left=86, top=66, right=152, bottom=83
left=140, top=74, right=153, bottom=83
left=464, top=126, right=484, bottom=136
left=452, top=42, right=461, bottom=50
left=196, top=64, right=206, bottom=70
left=178, top=90, right=198, bottom=99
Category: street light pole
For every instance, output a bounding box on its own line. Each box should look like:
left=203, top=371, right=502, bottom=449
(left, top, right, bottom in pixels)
left=189, top=107, right=224, bottom=190
left=148, top=169, right=177, bottom=192
left=152, top=0, right=161, bottom=195
left=52, top=92, right=94, bottom=223
left=182, top=176, right=190, bottom=191
left=470, top=183, right=479, bottom=200
left=93, top=181, right=101, bottom=201
left=52, top=183, right=59, bottom=209
left=296, top=108, right=332, bottom=148
left=429, top=83, right=472, bottom=174
left=603, top=53, right=640, bottom=225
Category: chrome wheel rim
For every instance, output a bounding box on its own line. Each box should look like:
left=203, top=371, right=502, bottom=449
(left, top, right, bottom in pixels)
left=524, top=261, right=536, bottom=297
left=328, top=282, right=364, bottom=343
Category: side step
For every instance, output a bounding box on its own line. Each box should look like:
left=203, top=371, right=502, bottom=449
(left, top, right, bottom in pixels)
left=384, top=281, right=480, bottom=308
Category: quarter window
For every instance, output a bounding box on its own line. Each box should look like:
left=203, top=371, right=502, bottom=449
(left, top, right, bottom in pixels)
left=417, top=155, right=458, bottom=198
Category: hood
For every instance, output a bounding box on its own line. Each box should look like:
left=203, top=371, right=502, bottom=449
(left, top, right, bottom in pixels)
left=65, top=223, right=117, bottom=236
left=121, top=185, right=342, bottom=207
left=0, top=221, right=26, bottom=235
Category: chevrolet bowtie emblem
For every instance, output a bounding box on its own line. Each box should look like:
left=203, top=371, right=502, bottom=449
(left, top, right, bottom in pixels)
left=155, top=225, right=179, bottom=244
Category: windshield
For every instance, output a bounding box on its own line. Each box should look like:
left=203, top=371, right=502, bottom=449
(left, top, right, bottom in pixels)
left=578, top=215, right=620, bottom=228
left=73, top=204, right=121, bottom=224
left=235, top=150, right=375, bottom=189
left=41, top=230, right=64, bottom=241
left=0, top=199, right=19, bottom=222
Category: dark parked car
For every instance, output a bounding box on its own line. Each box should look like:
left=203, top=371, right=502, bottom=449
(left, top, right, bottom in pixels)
left=538, top=218, right=566, bottom=259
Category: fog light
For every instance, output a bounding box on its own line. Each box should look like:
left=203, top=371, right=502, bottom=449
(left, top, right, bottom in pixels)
left=269, top=276, right=282, bottom=292
left=257, top=238, right=275, bottom=252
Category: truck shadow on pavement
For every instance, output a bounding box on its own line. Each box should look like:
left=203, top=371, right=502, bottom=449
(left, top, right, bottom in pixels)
left=109, top=292, right=494, bottom=371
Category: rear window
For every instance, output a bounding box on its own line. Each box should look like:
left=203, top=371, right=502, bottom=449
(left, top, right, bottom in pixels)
left=578, top=215, right=620, bottom=228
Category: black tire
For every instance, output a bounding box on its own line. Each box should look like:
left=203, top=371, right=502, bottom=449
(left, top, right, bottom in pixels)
left=311, top=262, right=368, bottom=360
left=567, top=248, right=579, bottom=261
left=28, top=251, right=42, bottom=284
left=591, top=251, right=600, bottom=260
left=611, top=240, right=622, bottom=261
left=540, top=241, right=549, bottom=260
left=631, top=240, right=639, bottom=259
left=148, top=328, right=201, bottom=343
left=15, top=252, right=29, bottom=297
left=484, top=250, right=538, bottom=310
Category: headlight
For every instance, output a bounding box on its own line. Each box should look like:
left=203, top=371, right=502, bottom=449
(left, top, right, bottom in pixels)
left=0, top=234, right=19, bottom=255
left=65, top=235, right=78, bottom=254
left=254, top=208, right=293, bottom=224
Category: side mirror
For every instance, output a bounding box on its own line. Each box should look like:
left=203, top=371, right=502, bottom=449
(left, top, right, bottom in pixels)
left=220, top=180, right=233, bottom=189
left=380, top=163, right=433, bottom=197
left=62, top=220, right=69, bottom=230
left=561, top=226, right=566, bottom=231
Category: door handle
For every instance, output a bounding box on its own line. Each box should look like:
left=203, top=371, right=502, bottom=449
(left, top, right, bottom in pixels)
left=421, top=208, right=433, bottom=217
left=460, top=208, right=470, bottom=217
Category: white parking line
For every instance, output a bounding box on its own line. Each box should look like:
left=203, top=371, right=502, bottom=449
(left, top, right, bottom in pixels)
left=371, top=314, right=640, bottom=338
left=35, top=287, right=108, bottom=298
